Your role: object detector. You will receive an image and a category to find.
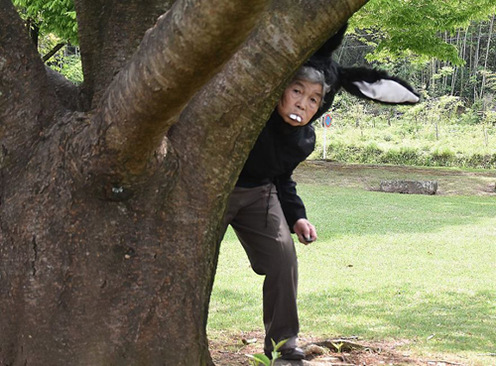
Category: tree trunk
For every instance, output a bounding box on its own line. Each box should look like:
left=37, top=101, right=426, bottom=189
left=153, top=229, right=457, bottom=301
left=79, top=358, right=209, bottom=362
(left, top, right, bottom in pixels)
left=480, top=15, right=495, bottom=99
left=441, top=32, right=448, bottom=92
left=450, top=29, right=462, bottom=96
left=0, top=0, right=368, bottom=365
left=460, top=26, right=469, bottom=99
left=473, top=21, right=483, bottom=100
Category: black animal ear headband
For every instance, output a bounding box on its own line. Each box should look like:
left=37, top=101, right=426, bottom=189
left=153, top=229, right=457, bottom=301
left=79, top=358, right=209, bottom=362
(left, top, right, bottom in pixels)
left=305, top=23, right=420, bottom=122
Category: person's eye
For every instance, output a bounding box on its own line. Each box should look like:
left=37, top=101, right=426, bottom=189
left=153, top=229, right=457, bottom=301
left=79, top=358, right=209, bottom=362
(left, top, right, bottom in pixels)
left=311, top=97, right=319, bottom=104
left=292, top=88, right=301, bottom=94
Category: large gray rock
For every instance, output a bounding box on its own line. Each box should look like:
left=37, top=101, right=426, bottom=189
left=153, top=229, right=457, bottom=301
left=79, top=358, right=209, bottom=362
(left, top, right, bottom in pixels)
left=380, top=180, right=438, bottom=195
left=273, top=359, right=345, bottom=365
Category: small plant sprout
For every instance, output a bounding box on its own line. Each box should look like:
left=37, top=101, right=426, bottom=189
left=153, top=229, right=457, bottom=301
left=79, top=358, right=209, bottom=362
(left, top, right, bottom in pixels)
left=331, top=341, right=344, bottom=353
left=247, top=338, right=288, bottom=366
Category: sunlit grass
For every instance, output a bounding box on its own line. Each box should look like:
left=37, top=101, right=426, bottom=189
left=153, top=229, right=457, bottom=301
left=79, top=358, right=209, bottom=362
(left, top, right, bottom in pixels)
left=311, top=119, right=496, bottom=169
left=208, top=182, right=496, bottom=365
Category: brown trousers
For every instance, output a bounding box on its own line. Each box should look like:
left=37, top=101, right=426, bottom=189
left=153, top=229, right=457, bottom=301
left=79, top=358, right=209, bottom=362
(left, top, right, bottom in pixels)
left=221, top=183, right=299, bottom=352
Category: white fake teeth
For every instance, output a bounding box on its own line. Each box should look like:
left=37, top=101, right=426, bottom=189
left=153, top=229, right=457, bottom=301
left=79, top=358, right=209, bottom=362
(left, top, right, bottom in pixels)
left=289, top=114, right=302, bottom=123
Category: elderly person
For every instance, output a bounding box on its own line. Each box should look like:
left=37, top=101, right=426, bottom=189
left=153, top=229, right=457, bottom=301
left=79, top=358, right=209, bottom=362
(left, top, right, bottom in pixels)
left=221, top=66, right=329, bottom=360
left=219, top=18, right=420, bottom=358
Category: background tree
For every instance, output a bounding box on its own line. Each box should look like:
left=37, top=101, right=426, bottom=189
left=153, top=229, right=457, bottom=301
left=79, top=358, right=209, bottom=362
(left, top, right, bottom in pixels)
left=350, top=0, right=495, bottom=65
left=12, top=0, right=77, bottom=49
left=344, top=0, right=496, bottom=106
left=0, top=0, right=369, bottom=365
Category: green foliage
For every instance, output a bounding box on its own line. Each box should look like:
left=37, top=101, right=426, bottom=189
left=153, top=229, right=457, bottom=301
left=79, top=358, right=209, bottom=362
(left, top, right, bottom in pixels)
left=431, top=66, right=455, bottom=81
left=484, top=70, right=496, bottom=94
left=50, top=54, right=83, bottom=84
left=13, top=0, right=77, bottom=44
left=37, top=33, right=82, bottom=83
left=313, top=95, right=496, bottom=169
left=247, top=339, right=287, bottom=366
left=350, top=0, right=496, bottom=64
left=247, top=353, right=271, bottom=366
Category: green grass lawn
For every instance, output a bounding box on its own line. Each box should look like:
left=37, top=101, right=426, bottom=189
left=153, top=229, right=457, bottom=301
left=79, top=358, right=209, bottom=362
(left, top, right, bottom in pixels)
left=208, top=165, right=496, bottom=365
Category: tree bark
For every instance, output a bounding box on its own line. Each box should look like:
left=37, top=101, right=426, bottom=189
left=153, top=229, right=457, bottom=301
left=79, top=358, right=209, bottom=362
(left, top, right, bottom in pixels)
left=0, top=0, right=60, bottom=155
left=480, top=15, right=495, bottom=99
left=98, top=0, right=269, bottom=177
left=460, top=26, right=469, bottom=99
left=473, top=21, right=483, bottom=100
left=450, top=29, right=462, bottom=96
left=0, top=0, right=368, bottom=365
left=74, top=0, right=176, bottom=108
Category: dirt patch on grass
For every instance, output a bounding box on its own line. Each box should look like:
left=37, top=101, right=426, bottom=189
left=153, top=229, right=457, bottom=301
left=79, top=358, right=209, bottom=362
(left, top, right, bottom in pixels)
left=294, top=161, right=496, bottom=196
left=210, top=331, right=436, bottom=365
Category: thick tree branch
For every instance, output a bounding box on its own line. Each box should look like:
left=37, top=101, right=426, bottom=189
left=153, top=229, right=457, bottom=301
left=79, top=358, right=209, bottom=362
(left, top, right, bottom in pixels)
left=42, top=42, right=66, bottom=62
left=97, top=0, right=269, bottom=176
left=170, top=0, right=369, bottom=202
left=45, top=67, right=89, bottom=111
left=0, top=0, right=60, bottom=162
left=74, top=0, right=175, bottom=108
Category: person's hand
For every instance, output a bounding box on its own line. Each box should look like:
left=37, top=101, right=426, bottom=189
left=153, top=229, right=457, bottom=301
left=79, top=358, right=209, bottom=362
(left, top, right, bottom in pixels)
left=293, top=218, right=317, bottom=245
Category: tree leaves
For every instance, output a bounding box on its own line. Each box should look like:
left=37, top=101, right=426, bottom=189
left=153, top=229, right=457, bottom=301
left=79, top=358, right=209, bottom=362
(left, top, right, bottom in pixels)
left=13, top=0, right=78, bottom=44
left=350, top=0, right=496, bottom=64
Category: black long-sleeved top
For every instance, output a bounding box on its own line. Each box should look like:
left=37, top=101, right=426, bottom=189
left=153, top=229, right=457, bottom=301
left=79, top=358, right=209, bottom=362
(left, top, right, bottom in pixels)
left=236, top=111, right=316, bottom=229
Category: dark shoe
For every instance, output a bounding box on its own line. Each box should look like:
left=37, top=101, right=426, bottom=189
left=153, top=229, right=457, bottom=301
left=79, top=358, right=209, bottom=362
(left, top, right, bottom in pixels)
left=280, top=347, right=305, bottom=360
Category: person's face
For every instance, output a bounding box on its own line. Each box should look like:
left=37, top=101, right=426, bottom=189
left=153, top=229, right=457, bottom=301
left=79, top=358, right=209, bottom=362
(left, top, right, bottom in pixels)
left=277, top=79, right=323, bottom=127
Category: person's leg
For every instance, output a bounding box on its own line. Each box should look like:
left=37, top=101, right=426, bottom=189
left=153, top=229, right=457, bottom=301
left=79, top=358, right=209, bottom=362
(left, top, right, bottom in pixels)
left=229, top=184, right=299, bottom=355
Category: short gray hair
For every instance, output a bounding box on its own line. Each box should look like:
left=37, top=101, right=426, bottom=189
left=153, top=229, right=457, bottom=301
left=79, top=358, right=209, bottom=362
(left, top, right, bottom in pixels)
left=292, top=66, right=330, bottom=106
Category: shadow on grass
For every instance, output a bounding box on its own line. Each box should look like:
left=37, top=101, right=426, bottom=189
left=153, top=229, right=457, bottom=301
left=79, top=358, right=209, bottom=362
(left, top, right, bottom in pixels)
left=208, top=288, right=262, bottom=331
left=300, top=185, right=496, bottom=238
left=299, top=287, right=496, bottom=353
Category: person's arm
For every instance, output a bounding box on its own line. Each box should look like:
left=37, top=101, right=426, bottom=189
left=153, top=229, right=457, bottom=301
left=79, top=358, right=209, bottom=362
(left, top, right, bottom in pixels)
left=275, top=173, right=317, bottom=244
